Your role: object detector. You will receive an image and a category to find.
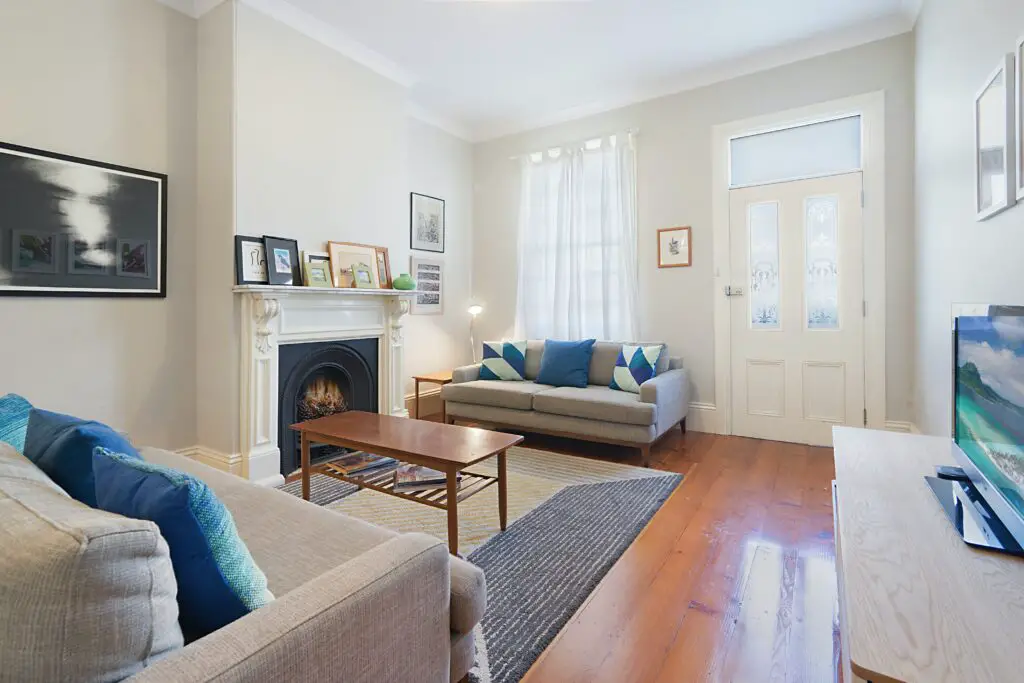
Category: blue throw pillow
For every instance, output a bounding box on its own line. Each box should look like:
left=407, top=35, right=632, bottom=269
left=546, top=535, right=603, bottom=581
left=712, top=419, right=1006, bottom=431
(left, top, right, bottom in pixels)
left=23, top=408, right=139, bottom=506
left=610, top=344, right=664, bottom=393
left=0, top=393, right=32, bottom=453
left=93, top=448, right=274, bottom=641
left=536, top=339, right=597, bottom=388
left=480, top=341, right=527, bottom=381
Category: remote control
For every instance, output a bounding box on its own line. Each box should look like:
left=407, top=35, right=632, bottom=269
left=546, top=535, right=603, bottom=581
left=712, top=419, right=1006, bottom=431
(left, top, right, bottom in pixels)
left=936, top=465, right=970, bottom=481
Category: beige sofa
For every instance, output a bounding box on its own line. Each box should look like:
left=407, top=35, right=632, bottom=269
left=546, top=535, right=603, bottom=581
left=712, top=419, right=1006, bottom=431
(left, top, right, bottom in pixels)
left=0, top=441, right=484, bottom=683
left=442, top=340, right=690, bottom=465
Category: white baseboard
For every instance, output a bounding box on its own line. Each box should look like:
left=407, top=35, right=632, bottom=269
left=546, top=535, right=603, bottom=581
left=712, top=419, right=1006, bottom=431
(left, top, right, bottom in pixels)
left=405, top=386, right=443, bottom=418
left=175, top=446, right=245, bottom=476
left=686, top=401, right=723, bottom=434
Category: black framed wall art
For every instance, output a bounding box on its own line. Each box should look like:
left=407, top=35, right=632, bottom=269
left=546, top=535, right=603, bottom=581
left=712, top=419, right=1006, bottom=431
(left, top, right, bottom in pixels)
left=263, top=236, right=300, bottom=286
left=410, top=192, right=445, bottom=253
left=0, top=141, right=167, bottom=297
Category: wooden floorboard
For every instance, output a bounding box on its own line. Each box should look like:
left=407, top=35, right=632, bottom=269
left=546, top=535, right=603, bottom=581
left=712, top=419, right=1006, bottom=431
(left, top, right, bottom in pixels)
left=485, top=423, right=841, bottom=683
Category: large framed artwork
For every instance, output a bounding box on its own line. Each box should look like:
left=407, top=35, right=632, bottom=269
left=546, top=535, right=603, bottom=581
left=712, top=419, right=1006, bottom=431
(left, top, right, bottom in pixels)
left=975, top=55, right=1017, bottom=221
left=0, top=141, right=167, bottom=297
left=411, top=256, right=443, bottom=315
left=410, top=192, right=445, bottom=253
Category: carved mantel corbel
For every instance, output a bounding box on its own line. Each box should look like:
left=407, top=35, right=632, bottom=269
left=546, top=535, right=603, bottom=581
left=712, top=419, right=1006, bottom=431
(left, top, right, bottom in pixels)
left=252, top=295, right=281, bottom=354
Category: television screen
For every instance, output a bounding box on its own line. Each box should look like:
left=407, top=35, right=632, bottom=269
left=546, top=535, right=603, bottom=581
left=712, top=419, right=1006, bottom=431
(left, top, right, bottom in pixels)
left=955, top=313, right=1024, bottom=524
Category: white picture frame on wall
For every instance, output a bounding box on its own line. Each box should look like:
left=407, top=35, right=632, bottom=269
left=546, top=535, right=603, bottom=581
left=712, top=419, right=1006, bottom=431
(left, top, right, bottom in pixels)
left=1017, top=36, right=1024, bottom=201
left=975, top=54, right=1017, bottom=221
left=411, top=256, right=443, bottom=315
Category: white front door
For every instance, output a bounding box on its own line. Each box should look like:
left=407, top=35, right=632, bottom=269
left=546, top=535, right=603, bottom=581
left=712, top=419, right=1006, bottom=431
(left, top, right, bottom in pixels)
left=729, top=172, right=865, bottom=446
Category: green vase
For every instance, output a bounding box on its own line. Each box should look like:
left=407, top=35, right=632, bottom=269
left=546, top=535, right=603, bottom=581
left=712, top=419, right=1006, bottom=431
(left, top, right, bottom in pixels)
left=392, top=273, right=416, bottom=290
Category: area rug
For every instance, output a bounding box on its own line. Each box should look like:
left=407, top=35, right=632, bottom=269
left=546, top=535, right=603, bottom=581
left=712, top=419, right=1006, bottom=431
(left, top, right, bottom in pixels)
left=277, top=446, right=682, bottom=682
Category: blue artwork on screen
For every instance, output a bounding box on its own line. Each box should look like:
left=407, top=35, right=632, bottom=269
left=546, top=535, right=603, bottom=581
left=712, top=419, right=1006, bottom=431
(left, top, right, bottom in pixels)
left=956, top=315, right=1024, bottom=522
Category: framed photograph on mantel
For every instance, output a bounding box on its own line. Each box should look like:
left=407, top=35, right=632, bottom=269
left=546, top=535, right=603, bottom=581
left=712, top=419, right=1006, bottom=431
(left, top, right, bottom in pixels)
left=0, top=140, right=167, bottom=297
left=235, top=235, right=269, bottom=285
left=411, top=256, right=443, bottom=315
left=410, top=192, right=445, bottom=253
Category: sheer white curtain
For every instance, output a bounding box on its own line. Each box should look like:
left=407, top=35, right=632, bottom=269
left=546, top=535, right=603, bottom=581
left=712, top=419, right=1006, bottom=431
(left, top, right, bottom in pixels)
left=514, top=132, right=639, bottom=341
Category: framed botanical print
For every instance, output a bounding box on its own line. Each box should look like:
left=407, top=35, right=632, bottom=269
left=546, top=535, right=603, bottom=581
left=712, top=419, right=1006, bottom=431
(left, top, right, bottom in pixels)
left=0, top=140, right=167, bottom=297
left=410, top=193, right=445, bottom=253
left=263, top=236, right=300, bottom=286
left=975, top=54, right=1017, bottom=221
left=411, top=256, right=443, bottom=314
left=657, top=226, right=692, bottom=268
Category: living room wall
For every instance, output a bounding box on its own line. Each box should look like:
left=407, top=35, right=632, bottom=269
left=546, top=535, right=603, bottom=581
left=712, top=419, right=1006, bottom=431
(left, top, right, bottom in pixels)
left=913, top=0, right=1024, bottom=435
left=0, top=0, right=198, bottom=449
left=471, top=33, right=916, bottom=426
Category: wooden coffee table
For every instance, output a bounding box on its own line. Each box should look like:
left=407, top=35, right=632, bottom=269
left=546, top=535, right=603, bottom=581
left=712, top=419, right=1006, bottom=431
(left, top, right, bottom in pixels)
left=291, top=411, right=524, bottom=555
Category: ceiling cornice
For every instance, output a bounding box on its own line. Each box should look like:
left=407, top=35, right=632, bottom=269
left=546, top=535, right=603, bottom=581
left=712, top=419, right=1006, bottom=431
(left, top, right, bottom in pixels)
left=901, top=0, right=925, bottom=25
left=407, top=103, right=473, bottom=142
left=470, top=12, right=915, bottom=142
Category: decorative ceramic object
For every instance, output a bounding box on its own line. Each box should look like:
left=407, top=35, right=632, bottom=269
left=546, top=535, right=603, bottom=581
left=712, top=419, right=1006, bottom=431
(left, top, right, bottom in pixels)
left=393, top=273, right=416, bottom=290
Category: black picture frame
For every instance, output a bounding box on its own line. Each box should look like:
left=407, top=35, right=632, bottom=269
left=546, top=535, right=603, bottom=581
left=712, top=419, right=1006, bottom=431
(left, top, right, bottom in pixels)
left=235, top=234, right=269, bottom=285
left=263, top=236, right=301, bottom=286
left=0, top=141, right=168, bottom=298
left=410, top=192, right=445, bottom=254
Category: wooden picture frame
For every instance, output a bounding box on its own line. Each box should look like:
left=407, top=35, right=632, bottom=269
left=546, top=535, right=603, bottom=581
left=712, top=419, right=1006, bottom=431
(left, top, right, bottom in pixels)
left=303, top=261, right=333, bottom=288
left=328, top=241, right=381, bottom=289
left=975, top=54, right=1017, bottom=221
left=657, top=226, right=692, bottom=268
left=374, top=247, right=392, bottom=288
left=352, top=263, right=375, bottom=289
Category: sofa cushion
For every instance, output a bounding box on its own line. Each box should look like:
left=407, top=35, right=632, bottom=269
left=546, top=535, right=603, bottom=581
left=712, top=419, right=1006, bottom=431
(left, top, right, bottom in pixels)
left=534, top=385, right=657, bottom=426
left=611, top=344, right=664, bottom=393
left=93, top=448, right=274, bottom=641
left=536, top=339, right=596, bottom=388
left=523, top=340, right=546, bottom=380
left=480, top=340, right=527, bottom=381
left=141, top=447, right=487, bottom=637
left=23, top=408, right=139, bottom=507
left=0, top=442, right=183, bottom=682
left=0, top=393, right=32, bottom=453
left=442, top=379, right=550, bottom=411
left=588, top=341, right=668, bottom=386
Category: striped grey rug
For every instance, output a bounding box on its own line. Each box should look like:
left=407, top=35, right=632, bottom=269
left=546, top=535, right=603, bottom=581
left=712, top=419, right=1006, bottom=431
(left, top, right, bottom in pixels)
left=468, top=474, right=681, bottom=683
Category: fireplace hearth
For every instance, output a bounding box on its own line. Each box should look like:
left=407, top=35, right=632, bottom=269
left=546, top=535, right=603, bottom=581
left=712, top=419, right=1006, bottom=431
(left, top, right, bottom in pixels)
left=277, top=338, right=378, bottom=476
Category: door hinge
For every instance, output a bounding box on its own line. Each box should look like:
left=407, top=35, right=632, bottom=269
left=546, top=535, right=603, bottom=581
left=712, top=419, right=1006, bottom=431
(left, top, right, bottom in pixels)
left=864, top=408, right=868, bottom=426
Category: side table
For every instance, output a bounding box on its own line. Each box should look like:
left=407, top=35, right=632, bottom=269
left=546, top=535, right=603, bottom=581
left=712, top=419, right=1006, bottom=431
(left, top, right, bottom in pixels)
left=412, top=371, right=453, bottom=421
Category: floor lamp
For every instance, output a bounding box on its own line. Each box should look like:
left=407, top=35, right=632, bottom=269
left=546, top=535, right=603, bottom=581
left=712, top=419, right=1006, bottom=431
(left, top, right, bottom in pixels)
left=468, top=304, right=483, bottom=362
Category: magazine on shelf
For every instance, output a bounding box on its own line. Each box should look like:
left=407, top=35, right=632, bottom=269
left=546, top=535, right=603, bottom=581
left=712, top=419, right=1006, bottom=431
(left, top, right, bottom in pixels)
left=394, top=464, right=461, bottom=492
left=327, top=450, right=396, bottom=476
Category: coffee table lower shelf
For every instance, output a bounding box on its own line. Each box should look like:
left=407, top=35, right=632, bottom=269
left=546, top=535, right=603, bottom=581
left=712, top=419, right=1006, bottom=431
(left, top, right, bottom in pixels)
left=318, top=461, right=499, bottom=510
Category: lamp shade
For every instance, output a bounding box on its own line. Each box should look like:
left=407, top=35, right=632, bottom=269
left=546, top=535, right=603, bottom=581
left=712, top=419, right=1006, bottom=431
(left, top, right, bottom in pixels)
left=468, top=304, right=484, bottom=316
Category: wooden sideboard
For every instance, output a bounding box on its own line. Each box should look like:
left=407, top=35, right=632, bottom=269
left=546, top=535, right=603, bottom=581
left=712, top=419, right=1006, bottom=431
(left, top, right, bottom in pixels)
left=833, top=427, right=1024, bottom=683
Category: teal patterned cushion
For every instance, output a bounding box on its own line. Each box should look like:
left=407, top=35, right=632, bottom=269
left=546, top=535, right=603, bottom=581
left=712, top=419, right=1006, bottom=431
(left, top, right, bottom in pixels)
left=480, top=341, right=527, bottom=381
left=92, top=448, right=273, bottom=640
left=610, top=344, right=663, bottom=393
left=0, top=394, right=32, bottom=453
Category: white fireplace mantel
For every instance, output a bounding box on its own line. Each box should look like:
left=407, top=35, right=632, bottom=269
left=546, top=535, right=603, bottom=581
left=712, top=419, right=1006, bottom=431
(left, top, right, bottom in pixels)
left=234, top=285, right=417, bottom=486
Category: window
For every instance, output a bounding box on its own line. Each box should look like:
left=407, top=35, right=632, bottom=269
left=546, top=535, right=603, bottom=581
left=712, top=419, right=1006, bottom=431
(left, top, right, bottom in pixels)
left=730, top=116, right=862, bottom=188
left=514, top=134, right=639, bottom=341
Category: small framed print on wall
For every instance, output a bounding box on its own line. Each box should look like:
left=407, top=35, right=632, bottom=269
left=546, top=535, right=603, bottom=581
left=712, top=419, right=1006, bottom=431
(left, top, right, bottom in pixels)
left=657, top=226, right=692, bottom=268
left=235, top=235, right=269, bottom=285
left=410, top=193, right=445, bottom=253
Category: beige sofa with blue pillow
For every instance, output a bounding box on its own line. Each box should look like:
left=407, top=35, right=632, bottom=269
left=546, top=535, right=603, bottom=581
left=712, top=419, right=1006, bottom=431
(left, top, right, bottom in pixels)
left=442, top=340, right=689, bottom=465
left=0, top=441, right=484, bottom=683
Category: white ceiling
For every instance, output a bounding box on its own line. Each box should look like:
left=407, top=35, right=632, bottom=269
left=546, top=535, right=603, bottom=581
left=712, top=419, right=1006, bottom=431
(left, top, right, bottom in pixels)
left=165, top=0, right=921, bottom=141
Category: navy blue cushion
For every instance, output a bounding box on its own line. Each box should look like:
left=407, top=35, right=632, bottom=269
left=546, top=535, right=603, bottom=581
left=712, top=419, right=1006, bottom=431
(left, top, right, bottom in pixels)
left=535, top=339, right=597, bottom=388
left=23, top=408, right=139, bottom=506
left=93, top=448, right=273, bottom=641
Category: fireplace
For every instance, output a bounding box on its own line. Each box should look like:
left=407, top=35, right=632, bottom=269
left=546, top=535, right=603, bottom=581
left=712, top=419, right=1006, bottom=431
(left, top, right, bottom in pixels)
left=277, top=338, right=378, bottom=476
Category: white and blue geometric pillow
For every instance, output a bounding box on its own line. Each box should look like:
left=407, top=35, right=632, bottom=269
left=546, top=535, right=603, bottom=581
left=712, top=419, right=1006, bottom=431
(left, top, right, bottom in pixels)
left=480, top=341, right=527, bottom=381
left=610, top=344, right=663, bottom=393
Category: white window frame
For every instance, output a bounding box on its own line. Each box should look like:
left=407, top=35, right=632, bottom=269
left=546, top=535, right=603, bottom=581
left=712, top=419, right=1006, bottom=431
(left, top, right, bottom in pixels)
left=709, top=91, right=887, bottom=436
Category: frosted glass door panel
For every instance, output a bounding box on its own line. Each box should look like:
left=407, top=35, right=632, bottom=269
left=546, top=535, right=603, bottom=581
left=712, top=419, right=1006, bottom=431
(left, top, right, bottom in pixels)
left=748, top=202, right=780, bottom=329
left=730, top=116, right=861, bottom=188
left=805, top=197, right=840, bottom=329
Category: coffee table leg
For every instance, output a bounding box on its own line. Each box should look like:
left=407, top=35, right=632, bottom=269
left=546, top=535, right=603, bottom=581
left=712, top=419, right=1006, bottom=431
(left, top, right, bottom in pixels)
left=415, top=379, right=421, bottom=420
left=498, top=449, right=508, bottom=531
left=447, top=471, right=459, bottom=556
left=301, top=432, right=311, bottom=502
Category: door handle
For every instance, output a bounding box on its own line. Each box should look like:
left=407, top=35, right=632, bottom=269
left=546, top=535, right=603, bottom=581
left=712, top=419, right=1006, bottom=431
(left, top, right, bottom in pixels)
left=724, top=286, right=745, bottom=297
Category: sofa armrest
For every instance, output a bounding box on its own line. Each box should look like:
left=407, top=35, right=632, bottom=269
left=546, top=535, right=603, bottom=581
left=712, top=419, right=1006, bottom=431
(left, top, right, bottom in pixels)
left=127, top=534, right=452, bottom=683
left=639, top=368, right=690, bottom=437
left=452, top=363, right=482, bottom=384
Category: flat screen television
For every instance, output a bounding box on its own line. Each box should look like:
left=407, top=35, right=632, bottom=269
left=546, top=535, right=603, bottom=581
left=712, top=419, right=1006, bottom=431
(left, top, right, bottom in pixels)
left=948, top=306, right=1024, bottom=551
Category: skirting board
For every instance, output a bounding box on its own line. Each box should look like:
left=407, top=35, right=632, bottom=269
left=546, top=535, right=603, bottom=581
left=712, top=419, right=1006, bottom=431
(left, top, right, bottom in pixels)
left=176, top=446, right=244, bottom=476
left=884, top=421, right=920, bottom=434
left=405, top=386, right=443, bottom=418
left=686, top=402, right=722, bottom=434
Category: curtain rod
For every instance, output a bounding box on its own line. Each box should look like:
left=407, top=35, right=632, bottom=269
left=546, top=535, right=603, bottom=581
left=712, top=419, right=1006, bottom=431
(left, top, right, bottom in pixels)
left=508, top=128, right=640, bottom=161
